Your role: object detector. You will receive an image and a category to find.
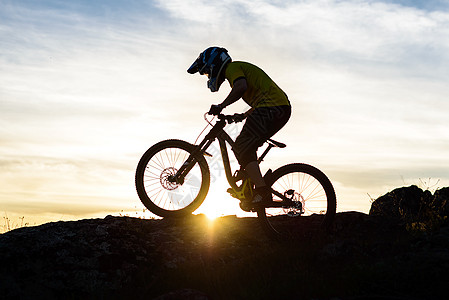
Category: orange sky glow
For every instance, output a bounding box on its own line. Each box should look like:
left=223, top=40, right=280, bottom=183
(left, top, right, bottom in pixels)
left=1, top=0, right=449, bottom=231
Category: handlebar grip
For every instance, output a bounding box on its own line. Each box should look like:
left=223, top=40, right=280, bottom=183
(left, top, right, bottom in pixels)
left=207, top=113, right=244, bottom=123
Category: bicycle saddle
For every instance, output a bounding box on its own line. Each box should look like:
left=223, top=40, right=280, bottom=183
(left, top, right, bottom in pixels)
left=268, top=139, right=286, bottom=148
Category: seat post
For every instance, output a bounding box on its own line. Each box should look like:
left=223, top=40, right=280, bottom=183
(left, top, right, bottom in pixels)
left=257, top=143, right=274, bottom=164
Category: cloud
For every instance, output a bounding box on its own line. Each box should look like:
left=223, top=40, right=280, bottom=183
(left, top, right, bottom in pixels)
left=1, top=0, right=448, bottom=220
left=155, top=0, right=449, bottom=73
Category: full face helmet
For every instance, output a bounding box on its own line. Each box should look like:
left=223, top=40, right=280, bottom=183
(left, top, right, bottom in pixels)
left=187, top=47, right=232, bottom=92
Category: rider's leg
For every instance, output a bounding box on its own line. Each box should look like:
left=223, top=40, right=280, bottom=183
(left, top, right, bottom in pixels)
left=244, top=161, right=265, bottom=187
left=245, top=160, right=272, bottom=204
left=234, top=106, right=292, bottom=203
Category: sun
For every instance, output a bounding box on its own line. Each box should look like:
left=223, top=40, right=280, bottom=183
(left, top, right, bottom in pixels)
left=202, top=207, right=222, bottom=221
left=194, top=178, right=241, bottom=220
left=195, top=194, right=232, bottom=221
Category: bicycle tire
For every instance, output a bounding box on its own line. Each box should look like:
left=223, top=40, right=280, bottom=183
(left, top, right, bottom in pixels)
left=135, top=139, right=210, bottom=217
left=257, top=163, right=336, bottom=240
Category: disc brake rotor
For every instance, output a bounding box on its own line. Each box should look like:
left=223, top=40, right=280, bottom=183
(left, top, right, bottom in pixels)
left=283, top=190, right=304, bottom=217
left=160, top=167, right=179, bottom=190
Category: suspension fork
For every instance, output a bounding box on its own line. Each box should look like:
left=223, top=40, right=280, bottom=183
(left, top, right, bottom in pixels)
left=169, top=137, right=215, bottom=185
left=169, top=153, right=198, bottom=185
left=175, top=131, right=236, bottom=189
left=169, top=118, right=227, bottom=185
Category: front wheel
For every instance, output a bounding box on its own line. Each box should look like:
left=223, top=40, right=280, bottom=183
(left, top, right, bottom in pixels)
left=135, top=139, right=210, bottom=217
left=257, top=163, right=336, bottom=240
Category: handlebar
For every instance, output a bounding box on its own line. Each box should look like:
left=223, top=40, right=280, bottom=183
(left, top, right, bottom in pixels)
left=205, top=112, right=246, bottom=124
left=217, top=113, right=240, bottom=123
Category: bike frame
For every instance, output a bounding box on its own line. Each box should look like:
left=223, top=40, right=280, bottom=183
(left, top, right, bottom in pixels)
left=173, top=114, right=293, bottom=206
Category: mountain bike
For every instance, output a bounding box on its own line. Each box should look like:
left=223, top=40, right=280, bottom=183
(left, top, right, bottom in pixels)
left=135, top=113, right=336, bottom=240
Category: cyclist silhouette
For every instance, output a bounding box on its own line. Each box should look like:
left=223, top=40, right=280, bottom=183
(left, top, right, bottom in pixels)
left=188, top=47, right=291, bottom=206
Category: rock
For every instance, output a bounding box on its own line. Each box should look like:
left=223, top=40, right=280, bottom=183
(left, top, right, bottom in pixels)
left=153, top=288, right=211, bottom=300
left=0, top=214, right=263, bottom=299
left=369, top=185, right=433, bottom=222
left=432, top=187, right=449, bottom=219
left=1, top=187, right=449, bottom=299
left=0, top=217, right=163, bottom=299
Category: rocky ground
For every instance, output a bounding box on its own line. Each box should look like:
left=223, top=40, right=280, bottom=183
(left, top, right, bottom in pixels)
left=1, top=185, right=449, bottom=300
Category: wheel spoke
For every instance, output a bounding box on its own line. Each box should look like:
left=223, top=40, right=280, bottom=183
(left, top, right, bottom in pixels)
left=135, top=140, right=210, bottom=217
left=258, top=164, right=336, bottom=240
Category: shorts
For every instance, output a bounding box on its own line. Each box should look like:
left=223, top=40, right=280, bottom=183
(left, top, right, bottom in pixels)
left=233, top=105, right=291, bottom=167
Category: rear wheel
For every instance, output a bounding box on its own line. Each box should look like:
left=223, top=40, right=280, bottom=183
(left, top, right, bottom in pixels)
left=257, top=163, right=336, bottom=240
left=135, top=139, right=210, bottom=217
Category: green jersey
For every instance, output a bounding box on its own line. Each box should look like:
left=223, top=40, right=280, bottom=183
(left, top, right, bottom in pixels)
left=225, top=61, right=290, bottom=108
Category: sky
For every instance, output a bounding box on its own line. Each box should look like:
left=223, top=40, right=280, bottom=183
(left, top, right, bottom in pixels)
left=1, top=0, right=449, bottom=229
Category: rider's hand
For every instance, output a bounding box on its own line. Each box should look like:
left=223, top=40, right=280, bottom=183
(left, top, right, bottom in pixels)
left=208, top=104, right=223, bottom=115
left=232, top=113, right=246, bottom=123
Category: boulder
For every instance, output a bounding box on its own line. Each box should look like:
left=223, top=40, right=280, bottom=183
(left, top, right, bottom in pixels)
left=369, top=185, right=432, bottom=222
left=432, top=187, right=449, bottom=219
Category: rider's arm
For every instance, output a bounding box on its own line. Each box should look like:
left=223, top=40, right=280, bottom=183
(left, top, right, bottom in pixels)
left=219, top=78, right=247, bottom=109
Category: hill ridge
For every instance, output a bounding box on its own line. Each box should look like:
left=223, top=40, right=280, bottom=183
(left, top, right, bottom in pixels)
left=1, top=185, right=449, bottom=299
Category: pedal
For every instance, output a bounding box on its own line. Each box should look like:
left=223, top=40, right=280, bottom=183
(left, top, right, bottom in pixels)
left=287, top=211, right=301, bottom=217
